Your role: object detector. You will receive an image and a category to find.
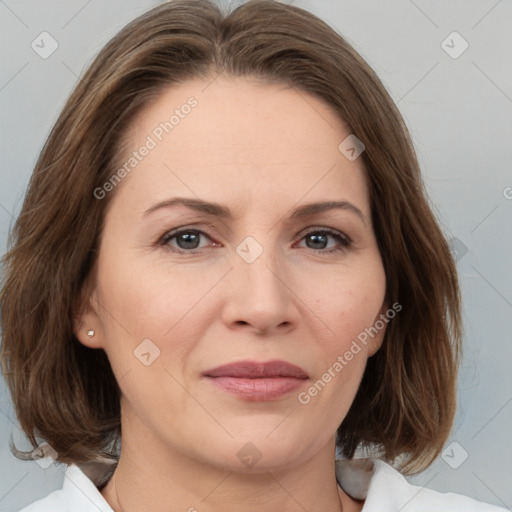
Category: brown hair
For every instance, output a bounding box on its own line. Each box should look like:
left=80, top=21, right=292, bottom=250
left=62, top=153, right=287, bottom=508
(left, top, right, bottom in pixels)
left=0, top=0, right=461, bottom=474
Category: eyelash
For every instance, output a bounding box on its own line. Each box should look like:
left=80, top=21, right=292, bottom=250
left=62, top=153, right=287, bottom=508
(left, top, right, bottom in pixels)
left=157, top=226, right=352, bottom=255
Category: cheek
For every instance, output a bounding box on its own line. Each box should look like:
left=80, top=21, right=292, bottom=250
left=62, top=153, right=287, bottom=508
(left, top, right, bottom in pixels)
left=289, top=259, right=386, bottom=415
left=311, top=259, right=387, bottom=350
left=97, top=252, right=188, bottom=330
left=94, top=253, right=225, bottom=371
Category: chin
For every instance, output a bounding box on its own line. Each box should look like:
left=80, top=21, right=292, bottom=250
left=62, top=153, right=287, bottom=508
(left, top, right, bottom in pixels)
left=187, top=427, right=324, bottom=474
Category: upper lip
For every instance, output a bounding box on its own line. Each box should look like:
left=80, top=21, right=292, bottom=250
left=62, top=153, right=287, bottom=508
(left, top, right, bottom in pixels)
left=203, top=360, right=309, bottom=379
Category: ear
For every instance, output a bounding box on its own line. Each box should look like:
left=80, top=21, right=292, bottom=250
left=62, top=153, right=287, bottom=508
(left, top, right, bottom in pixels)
left=73, top=280, right=103, bottom=349
left=366, top=301, right=390, bottom=357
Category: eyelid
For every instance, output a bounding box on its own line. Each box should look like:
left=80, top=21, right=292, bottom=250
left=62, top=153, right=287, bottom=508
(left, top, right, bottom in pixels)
left=158, top=226, right=218, bottom=250
left=297, top=225, right=351, bottom=241
left=158, top=219, right=219, bottom=240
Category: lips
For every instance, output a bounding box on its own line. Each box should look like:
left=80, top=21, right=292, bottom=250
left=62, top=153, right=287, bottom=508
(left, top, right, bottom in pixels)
left=204, top=360, right=309, bottom=379
left=203, top=360, right=309, bottom=401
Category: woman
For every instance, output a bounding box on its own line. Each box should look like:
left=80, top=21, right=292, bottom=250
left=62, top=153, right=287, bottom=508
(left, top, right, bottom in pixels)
left=0, top=0, right=506, bottom=510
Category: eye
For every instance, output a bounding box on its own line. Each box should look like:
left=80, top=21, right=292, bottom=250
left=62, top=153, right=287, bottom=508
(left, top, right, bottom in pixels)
left=159, top=228, right=216, bottom=253
left=296, top=228, right=351, bottom=253
left=157, top=226, right=351, bottom=254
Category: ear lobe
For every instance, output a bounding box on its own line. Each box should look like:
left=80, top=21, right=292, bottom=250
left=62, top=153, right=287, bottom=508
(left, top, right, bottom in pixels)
left=73, top=286, right=103, bottom=349
left=367, top=333, right=384, bottom=357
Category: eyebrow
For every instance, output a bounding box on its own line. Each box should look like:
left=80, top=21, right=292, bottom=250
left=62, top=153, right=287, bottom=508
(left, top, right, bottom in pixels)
left=143, top=197, right=366, bottom=224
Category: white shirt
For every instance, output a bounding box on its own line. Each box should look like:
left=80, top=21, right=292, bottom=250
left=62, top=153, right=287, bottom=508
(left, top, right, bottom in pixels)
left=18, top=457, right=507, bottom=511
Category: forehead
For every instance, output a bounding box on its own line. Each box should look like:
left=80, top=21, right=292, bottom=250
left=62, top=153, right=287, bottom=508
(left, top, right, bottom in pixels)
left=111, top=75, right=370, bottom=216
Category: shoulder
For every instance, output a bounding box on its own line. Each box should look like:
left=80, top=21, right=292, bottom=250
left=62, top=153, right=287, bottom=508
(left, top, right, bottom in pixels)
left=336, top=457, right=508, bottom=512
left=18, top=464, right=114, bottom=512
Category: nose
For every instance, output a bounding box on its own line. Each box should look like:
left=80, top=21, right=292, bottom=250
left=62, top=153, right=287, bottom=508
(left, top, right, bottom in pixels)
left=221, top=245, right=299, bottom=336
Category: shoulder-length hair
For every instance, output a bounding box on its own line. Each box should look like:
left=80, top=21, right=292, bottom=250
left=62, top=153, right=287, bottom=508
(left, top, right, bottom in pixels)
left=0, top=0, right=461, bottom=474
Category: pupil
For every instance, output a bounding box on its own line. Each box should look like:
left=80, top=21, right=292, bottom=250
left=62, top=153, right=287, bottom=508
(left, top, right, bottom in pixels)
left=307, top=233, right=327, bottom=249
left=178, top=232, right=199, bottom=249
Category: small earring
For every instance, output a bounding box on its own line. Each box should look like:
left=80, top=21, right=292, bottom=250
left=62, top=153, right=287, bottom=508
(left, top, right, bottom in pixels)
left=87, top=330, right=95, bottom=338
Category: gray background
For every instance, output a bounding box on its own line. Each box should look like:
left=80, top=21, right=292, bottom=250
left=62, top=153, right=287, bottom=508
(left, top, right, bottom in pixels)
left=1, top=0, right=511, bottom=510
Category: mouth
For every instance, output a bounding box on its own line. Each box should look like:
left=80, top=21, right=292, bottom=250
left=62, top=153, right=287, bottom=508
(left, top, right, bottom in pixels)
left=203, top=360, right=309, bottom=401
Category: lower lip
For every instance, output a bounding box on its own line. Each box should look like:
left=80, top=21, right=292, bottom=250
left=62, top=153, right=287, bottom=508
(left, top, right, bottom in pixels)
left=206, top=376, right=307, bottom=401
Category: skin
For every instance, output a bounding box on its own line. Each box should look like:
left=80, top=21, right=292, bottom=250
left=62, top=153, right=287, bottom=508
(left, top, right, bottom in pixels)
left=76, top=74, right=387, bottom=512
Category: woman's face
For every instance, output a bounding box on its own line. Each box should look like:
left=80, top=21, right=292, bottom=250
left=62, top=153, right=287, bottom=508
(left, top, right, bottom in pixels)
left=78, top=75, right=387, bottom=471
